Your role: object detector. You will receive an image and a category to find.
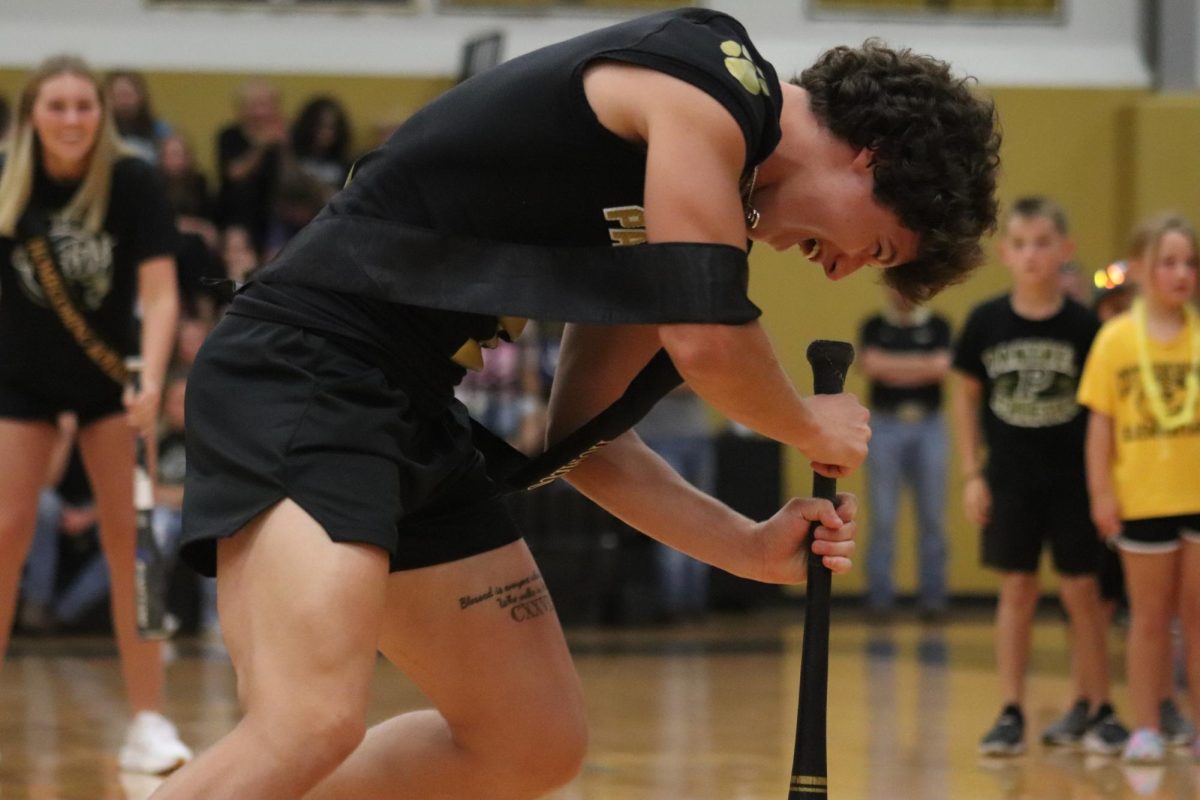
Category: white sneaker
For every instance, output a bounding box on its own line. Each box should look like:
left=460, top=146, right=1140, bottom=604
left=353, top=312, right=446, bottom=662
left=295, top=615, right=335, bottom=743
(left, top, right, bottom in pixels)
left=119, top=711, right=193, bottom=775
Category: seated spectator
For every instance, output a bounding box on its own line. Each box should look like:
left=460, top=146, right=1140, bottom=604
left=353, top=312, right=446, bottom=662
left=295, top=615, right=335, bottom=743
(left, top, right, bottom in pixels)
left=159, top=133, right=217, bottom=234
left=290, top=95, right=352, bottom=194
left=105, top=69, right=172, bottom=164
left=216, top=79, right=286, bottom=248
left=157, top=132, right=224, bottom=318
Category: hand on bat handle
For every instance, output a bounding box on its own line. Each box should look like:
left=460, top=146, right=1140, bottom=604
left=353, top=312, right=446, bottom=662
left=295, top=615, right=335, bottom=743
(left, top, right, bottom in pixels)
left=751, top=495, right=858, bottom=584
left=803, top=340, right=854, bottom=571
left=801, top=352, right=868, bottom=479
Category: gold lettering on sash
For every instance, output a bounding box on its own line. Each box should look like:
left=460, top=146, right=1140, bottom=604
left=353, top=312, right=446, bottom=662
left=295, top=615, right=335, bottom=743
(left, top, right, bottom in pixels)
left=527, top=439, right=611, bottom=490
left=27, top=235, right=127, bottom=385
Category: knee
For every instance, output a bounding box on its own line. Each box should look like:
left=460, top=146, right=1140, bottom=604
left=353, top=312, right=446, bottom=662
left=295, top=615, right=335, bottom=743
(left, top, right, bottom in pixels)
left=1129, top=602, right=1172, bottom=636
left=310, top=706, right=367, bottom=766
left=249, top=698, right=367, bottom=774
left=0, top=503, right=37, bottom=542
left=540, top=711, right=589, bottom=788
left=0, top=514, right=37, bottom=570
left=1001, top=575, right=1039, bottom=611
left=514, top=721, right=589, bottom=796
left=1058, top=577, right=1100, bottom=613
left=488, top=705, right=589, bottom=797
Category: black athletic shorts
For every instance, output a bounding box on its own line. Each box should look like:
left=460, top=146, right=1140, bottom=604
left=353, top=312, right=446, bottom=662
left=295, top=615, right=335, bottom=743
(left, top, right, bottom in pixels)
left=0, top=375, right=124, bottom=426
left=981, top=467, right=1101, bottom=576
left=179, top=313, right=521, bottom=577
left=1097, top=544, right=1125, bottom=603
left=1117, top=514, right=1200, bottom=554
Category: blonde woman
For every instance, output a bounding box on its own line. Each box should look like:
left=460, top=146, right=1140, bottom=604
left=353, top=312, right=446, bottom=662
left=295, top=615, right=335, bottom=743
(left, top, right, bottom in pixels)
left=0, top=55, right=188, bottom=774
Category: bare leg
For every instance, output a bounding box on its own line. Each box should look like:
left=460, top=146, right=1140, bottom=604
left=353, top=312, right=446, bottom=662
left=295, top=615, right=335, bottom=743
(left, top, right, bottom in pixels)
left=1059, top=574, right=1111, bottom=705
left=77, top=415, right=165, bottom=713
left=1121, top=548, right=1179, bottom=730
left=152, top=499, right=388, bottom=799
left=1177, top=540, right=1200, bottom=724
left=996, top=572, right=1039, bottom=706
left=0, top=419, right=59, bottom=661
left=306, top=539, right=587, bottom=800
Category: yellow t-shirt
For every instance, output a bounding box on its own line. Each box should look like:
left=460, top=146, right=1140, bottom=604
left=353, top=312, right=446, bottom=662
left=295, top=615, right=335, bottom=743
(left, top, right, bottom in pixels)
left=1077, top=312, right=1200, bottom=520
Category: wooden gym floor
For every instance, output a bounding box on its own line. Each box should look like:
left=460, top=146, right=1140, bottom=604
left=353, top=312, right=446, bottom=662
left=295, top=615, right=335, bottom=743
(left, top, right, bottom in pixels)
left=1, top=611, right=1197, bottom=799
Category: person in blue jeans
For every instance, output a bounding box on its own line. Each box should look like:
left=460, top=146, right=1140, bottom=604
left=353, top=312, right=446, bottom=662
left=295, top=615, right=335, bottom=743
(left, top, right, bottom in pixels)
left=858, top=286, right=952, bottom=619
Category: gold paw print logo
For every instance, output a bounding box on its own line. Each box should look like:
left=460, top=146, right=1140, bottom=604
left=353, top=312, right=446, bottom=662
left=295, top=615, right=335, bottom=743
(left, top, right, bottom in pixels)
left=721, top=40, right=769, bottom=96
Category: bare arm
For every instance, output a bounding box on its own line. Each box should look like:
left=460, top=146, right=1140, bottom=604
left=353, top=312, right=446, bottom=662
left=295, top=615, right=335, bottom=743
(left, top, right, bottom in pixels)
left=127, top=256, right=179, bottom=436
left=546, top=324, right=855, bottom=581
left=583, top=62, right=869, bottom=477
left=860, top=347, right=951, bottom=387
left=950, top=370, right=990, bottom=526
left=1085, top=410, right=1121, bottom=539
left=570, top=433, right=855, bottom=583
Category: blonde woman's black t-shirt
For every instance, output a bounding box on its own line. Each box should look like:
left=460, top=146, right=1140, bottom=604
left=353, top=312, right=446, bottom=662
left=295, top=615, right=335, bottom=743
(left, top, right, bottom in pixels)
left=0, top=156, right=176, bottom=398
left=232, top=8, right=782, bottom=393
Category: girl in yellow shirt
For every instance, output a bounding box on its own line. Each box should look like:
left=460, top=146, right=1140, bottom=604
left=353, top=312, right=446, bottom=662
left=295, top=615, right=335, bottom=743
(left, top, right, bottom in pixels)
left=1078, top=214, right=1200, bottom=763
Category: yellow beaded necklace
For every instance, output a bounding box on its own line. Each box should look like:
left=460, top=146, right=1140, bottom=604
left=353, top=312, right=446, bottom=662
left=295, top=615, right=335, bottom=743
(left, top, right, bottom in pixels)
left=1132, top=297, right=1200, bottom=431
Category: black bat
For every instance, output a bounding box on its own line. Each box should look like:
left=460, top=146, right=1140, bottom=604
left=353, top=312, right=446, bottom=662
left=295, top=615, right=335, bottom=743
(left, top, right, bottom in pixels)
left=788, top=340, right=855, bottom=799
left=127, top=356, right=171, bottom=640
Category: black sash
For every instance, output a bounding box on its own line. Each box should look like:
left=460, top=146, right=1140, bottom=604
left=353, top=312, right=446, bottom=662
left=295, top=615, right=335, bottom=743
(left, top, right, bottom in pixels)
left=254, top=213, right=761, bottom=325
left=17, top=210, right=129, bottom=385
left=472, top=348, right=683, bottom=492
left=253, top=214, right=754, bottom=491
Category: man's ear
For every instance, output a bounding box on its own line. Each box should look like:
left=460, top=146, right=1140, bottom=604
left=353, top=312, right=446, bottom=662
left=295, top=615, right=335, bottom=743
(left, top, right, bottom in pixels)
left=1061, top=237, right=1078, bottom=262
left=852, top=148, right=875, bottom=171
left=996, top=235, right=1010, bottom=263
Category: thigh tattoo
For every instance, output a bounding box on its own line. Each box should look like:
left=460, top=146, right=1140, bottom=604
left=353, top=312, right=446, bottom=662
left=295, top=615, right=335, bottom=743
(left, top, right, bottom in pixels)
left=457, top=570, right=554, bottom=622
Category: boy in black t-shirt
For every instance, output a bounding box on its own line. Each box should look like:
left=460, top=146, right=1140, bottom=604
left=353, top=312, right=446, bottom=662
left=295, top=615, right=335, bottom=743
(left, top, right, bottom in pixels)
left=952, top=197, right=1128, bottom=757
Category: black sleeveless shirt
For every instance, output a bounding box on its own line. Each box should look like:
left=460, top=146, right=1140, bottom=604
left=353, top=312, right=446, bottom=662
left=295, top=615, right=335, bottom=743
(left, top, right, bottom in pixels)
left=236, top=8, right=781, bottom=397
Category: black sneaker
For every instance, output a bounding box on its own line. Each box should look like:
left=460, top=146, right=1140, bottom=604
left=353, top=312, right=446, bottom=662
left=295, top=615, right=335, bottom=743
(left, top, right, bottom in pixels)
left=1082, top=704, right=1130, bottom=756
left=1042, top=699, right=1091, bottom=747
left=1159, top=698, right=1196, bottom=747
left=980, top=705, right=1026, bottom=756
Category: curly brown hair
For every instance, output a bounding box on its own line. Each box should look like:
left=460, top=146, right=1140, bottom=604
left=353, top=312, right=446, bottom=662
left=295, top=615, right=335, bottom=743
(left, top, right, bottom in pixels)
left=797, top=40, right=1001, bottom=302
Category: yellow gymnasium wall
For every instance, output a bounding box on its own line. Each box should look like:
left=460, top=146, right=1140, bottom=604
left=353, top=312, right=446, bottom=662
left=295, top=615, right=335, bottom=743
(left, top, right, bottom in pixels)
left=0, top=67, right=1190, bottom=595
